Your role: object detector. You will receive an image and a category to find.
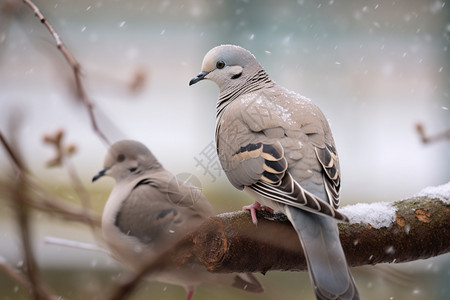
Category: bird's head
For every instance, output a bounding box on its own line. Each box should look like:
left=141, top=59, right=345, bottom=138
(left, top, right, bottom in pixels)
left=189, top=44, right=262, bottom=91
left=92, top=140, right=161, bottom=183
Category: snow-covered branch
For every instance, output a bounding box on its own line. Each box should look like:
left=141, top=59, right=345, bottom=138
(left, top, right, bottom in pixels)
left=182, top=193, right=449, bottom=273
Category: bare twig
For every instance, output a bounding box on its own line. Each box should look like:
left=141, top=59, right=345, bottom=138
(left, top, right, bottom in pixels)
left=415, top=122, right=450, bottom=144
left=0, top=129, right=101, bottom=227
left=25, top=180, right=101, bottom=226
left=64, top=160, right=99, bottom=231
left=0, top=132, right=57, bottom=300
left=13, top=174, right=46, bottom=300
left=44, top=236, right=110, bottom=255
left=0, top=131, right=27, bottom=172
left=43, top=129, right=98, bottom=232
left=128, top=68, right=148, bottom=93
left=0, top=256, right=32, bottom=291
left=22, top=0, right=110, bottom=145
left=0, top=180, right=101, bottom=227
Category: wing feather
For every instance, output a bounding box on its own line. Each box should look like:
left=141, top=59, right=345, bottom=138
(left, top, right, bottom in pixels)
left=225, top=141, right=348, bottom=222
left=115, top=173, right=213, bottom=245
left=315, top=144, right=341, bottom=209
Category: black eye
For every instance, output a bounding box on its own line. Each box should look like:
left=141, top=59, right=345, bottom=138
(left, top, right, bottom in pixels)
left=216, top=60, right=225, bottom=69
left=129, top=167, right=137, bottom=172
left=117, top=154, right=125, bottom=162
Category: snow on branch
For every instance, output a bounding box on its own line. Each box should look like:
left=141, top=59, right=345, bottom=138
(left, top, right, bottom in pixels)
left=183, top=195, right=449, bottom=273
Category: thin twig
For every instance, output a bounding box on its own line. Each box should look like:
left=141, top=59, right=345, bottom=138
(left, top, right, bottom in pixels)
left=0, top=256, right=32, bottom=291
left=108, top=225, right=199, bottom=300
left=0, top=131, right=27, bottom=172
left=0, top=131, right=101, bottom=227
left=64, top=159, right=98, bottom=232
left=43, top=129, right=98, bottom=233
left=415, top=122, right=450, bottom=144
left=44, top=236, right=110, bottom=255
left=14, top=174, right=42, bottom=300
left=26, top=180, right=102, bottom=227
left=0, top=178, right=101, bottom=227
left=22, top=0, right=110, bottom=145
left=0, top=132, right=57, bottom=300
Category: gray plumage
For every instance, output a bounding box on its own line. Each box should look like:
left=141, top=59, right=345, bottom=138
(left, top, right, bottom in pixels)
left=190, top=45, right=359, bottom=300
left=93, top=140, right=263, bottom=300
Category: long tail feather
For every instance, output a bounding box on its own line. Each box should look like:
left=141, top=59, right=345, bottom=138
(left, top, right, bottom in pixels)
left=286, top=206, right=359, bottom=300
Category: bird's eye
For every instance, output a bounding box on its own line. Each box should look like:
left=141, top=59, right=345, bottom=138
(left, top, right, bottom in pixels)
left=117, top=154, right=125, bottom=162
left=129, top=167, right=137, bottom=172
left=216, top=60, right=225, bottom=69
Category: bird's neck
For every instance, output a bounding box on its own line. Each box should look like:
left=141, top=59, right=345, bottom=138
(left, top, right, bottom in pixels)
left=215, top=69, right=274, bottom=120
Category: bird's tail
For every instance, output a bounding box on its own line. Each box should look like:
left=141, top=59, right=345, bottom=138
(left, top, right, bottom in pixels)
left=286, top=206, right=359, bottom=300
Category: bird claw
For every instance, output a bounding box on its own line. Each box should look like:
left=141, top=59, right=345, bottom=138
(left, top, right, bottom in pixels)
left=242, top=201, right=274, bottom=225
left=185, top=289, right=195, bottom=300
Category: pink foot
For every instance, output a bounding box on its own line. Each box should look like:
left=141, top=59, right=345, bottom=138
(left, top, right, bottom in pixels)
left=243, top=201, right=261, bottom=225
left=185, top=289, right=195, bottom=300
left=243, top=201, right=274, bottom=225
left=263, top=205, right=274, bottom=214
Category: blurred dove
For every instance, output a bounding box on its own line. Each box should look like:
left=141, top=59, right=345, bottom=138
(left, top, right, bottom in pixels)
left=190, top=45, right=359, bottom=299
left=92, top=140, right=263, bottom=300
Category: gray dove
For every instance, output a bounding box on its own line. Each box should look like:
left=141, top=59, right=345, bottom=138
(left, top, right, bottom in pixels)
left=92, top=140, right=263, bottom=300
left=190, top=45, right=359, bottom=300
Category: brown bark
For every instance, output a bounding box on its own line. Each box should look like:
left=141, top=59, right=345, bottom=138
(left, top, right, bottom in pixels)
left=179, top=196, right=450, bottom=273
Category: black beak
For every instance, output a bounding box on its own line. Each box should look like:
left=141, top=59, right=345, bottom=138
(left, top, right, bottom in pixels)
left=189, top=71, right=209, bottom=86
left=92, top=168, right=108, bottom=182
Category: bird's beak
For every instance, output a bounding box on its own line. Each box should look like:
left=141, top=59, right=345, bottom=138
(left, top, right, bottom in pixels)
left=189, top=71, right=209, bottom=86
left=92, top=168, right=109, bottom=182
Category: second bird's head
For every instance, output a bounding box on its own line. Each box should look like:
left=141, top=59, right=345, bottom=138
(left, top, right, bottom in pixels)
left=189, top=44, right=262, bottom=91
left=92, top=140, right=161, bottom=183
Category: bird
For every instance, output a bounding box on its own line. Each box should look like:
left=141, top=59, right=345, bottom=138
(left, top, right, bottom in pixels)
left=189, top=45, right=359, bottom=300
left=92, top=139, right=263, bottom=300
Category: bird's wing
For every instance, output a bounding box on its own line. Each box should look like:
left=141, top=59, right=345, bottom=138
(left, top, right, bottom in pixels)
left=315, top=143, right=341, bottom=210
left=217, top=89, right=345, bottom=221
left=114, top=171, right=213, bottom=246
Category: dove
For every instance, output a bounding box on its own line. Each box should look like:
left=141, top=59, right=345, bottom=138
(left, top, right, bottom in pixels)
left=92, top=140, right=263, bottom=300
left=190, top=45, right=359, bottom=299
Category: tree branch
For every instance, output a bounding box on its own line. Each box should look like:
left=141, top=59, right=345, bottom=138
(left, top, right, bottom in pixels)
left=185, top=197, right=449, bottom=273
left=0, top=132, right=57, bottom=299
left=22, top=0, right=111, bottom=145
left=0, top=256, right=32, bottom=292
left=110, top=194, right=449, bottom=299
left=415, top=122, right=450, bottom=144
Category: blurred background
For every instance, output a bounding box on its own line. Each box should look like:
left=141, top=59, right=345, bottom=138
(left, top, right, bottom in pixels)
left=0, top=0, right=449, bottom=299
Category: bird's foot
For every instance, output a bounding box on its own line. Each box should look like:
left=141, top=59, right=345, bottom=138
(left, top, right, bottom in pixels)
left=242, top=201, right=273, bottom=225
left=243, top=201, right=260, bottom=225
left=262, top=205, right=274, bottom=214
left=185, top=289, right=195, bottom=300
